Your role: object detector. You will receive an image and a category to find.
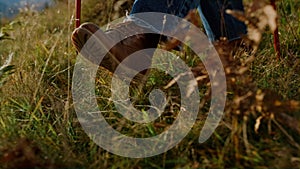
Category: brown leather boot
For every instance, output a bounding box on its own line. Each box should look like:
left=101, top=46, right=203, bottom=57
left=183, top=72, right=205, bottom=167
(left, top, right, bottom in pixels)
left=71, top=21, right=160, bottom=82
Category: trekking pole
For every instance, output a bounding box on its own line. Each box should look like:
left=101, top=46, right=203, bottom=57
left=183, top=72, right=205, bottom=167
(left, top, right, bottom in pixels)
left=75, top=0, right=81, bottom=28
left=270, top=0, right=281, bottom=59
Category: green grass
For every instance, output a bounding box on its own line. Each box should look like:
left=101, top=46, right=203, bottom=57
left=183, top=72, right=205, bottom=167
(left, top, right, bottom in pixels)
left=0, top=0, right=299, bottom=168
left=251, top=0, right=300, bottom=100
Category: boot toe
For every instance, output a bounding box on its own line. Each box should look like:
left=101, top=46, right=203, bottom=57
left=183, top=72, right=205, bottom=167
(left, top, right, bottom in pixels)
left=80, top=22, right=100, bottom=34
left=71, top=27, right=93, bottom=53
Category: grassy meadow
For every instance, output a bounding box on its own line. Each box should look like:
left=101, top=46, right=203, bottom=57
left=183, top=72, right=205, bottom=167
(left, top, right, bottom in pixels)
left=0, top=0, right=299, bottom=168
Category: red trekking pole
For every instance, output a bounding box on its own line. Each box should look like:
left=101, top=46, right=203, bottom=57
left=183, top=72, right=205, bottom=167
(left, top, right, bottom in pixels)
left=270, top=0, right=281, bottom=59
left=75, top=0, right=81, bottom=28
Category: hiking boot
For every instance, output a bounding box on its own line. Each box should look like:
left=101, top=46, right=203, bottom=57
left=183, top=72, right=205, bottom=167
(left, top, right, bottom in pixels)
left=71, top=21, right=160, bottom=82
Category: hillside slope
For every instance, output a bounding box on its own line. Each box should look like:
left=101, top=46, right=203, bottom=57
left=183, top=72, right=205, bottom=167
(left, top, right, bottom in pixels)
left=0, top=0, right=299, bottom=168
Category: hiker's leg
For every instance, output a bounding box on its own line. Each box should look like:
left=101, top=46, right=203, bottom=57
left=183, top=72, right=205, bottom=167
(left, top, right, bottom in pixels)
left=130, top=0, right=199, bottom=17
left=129, top=0, right=247, bottom=42
left=128, top=0, right=200, bottom=33
left=198, top=0, right=247, bottom=41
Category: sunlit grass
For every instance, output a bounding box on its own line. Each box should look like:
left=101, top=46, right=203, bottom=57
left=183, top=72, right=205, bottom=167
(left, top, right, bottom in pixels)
left=0, top=0, right=299, bottom=168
